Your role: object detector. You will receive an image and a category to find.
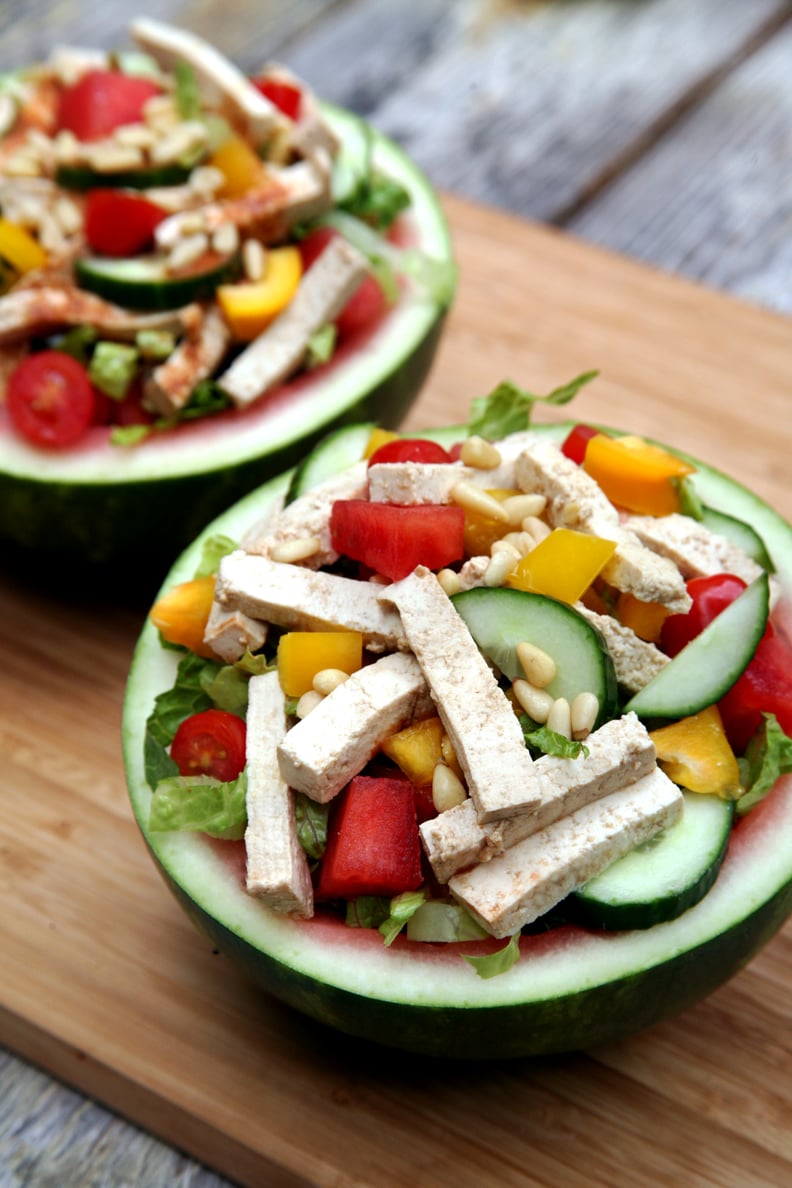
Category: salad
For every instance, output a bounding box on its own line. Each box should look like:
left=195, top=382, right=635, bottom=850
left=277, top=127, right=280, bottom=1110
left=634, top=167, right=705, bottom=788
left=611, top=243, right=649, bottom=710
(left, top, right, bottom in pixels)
left=0, top=18, right=446, bottom=449
left=140, top=378, right=792, bottom=977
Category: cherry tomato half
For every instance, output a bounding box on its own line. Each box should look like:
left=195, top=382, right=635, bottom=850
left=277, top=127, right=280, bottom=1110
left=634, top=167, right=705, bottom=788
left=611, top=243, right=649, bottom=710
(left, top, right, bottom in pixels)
left=57, top=70, right=162, bottom=142
left=561, top=423, right=601, bottom=465
left=660, top=573, right=749, bottom=658
left=7, top=351, right=96, bottom=447
left=367, top=437, right=453, bottom=467
left=170, top=709, right=247, bottom=782
left=84, top=190, right=168, bottom=257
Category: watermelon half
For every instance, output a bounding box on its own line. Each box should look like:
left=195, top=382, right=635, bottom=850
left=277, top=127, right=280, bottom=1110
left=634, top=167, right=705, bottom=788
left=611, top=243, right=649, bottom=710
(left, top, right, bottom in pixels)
left=122, top=423, right=792, bottom=1059
left=0, top=106, right=454, bottom=572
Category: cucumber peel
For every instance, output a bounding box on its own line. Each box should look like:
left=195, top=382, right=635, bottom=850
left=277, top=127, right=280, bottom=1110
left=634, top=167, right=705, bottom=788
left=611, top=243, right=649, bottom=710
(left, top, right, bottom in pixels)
left=624, top=573, right=770, bottom=721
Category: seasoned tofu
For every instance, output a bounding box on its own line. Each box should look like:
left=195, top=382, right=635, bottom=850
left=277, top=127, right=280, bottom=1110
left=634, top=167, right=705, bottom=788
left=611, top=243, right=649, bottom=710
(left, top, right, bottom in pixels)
left=449, top=767, right=683, bottom=937
left=218, top=236, right=369, bottom=407
left=277, top=652, right=434, bottom=802
left=144, top=304, right=231, bottom=416
left=203, top=601, right=268, bottom=664
left=245, top=672, right=314, bottom=916
left=575, top=604, right=670, bottom=693
left=367, top=461, right=473, bottom=506
left=215, top=550, right=406, bottom=651
left=0, top=284, right=193, bottom=344
left=380, top=567, right=545, bottom=823
left=420, top=712, right=658, bottom=881
left=626, top=512, right=763, bottom=585
left=131, top=18, right=284, bottom=146
left=242, top=460, right=369, bottom=567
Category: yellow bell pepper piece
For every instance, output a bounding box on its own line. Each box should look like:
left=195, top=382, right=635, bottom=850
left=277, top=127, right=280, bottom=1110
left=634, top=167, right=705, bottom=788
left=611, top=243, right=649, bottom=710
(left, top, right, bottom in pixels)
left=217, top=246, right=303, bottom=341
left=149, top=575, right=217, bottom=659
left=507, top=528, right=617, bottom=603
left=382, top=715, right=445, bottom=786
left=650, top=705, right=741, bottom=799
left=277, top=630, right=363, bottom=697
left=583, top=433, right=695, bottom=516
left=364, top=427, right=400, bottom=458
left=463, top=489, right=519, bottom=556
left=615, top=591, right=669, bottom=643
left=208, top=135, right=265, bottom=198
left=0, top=217, right=47, bottom=274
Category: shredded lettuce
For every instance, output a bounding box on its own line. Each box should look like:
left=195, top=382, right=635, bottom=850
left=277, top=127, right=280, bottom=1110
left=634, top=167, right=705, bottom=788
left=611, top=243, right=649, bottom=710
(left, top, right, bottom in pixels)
left=194, top=533, right=238, bottom=578
left=467, top=372, right=599, bottom=440
left=54, top=324, right=98, bottom=365
left=149, top=772, right=247, bottom=839
left=737, top=713, right=792, bottom=815
left=346, top=896, right=391, bottom=930
left=143, top=652, right=216, bottom=789
left=174, top=61, right=201, bottom=120
left=406, top=900, right=489, bottom=943
left=306, top=323, right=337, bottom=368
left=462, top=933, right=521, bottom=979
left=88, top=341, right=138, bottom=400
left=378, top=889, right=426, bottom=946
left=136, top=328, right=176, bottom=361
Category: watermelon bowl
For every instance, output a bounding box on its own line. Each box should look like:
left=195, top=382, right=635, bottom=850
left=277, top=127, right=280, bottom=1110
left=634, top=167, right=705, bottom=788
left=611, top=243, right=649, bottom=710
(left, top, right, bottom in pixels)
left=0, top=26, right=454, bottom=580
left=122, top=418, right=792, bottom=1060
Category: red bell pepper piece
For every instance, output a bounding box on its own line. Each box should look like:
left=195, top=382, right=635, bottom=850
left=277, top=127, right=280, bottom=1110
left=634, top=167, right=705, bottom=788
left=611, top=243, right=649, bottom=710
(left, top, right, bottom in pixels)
left=316, top=776, right=423, bottom=899
left=661, top=573, right=750, bottom=657
left=330, top=500, right=465, bottom=581
left=251, top=76, right=303, bottom=121
left=560, top=423, right=601, bottom=465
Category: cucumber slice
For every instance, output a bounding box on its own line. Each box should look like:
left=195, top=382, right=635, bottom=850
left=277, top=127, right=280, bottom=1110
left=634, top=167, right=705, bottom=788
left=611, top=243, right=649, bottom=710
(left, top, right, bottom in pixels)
left=700, top=504, right=775, bottom=573
left=625, top=573, right=770, bottom=721
left=451, top=587, right=619, bottom=726
left=573, top=790, right=734, bottom=929
left=56, top=162, right=195, bottom=191
left=286, top=422, right=376, bottom=503
left=74, top=251, right=239, bottom=311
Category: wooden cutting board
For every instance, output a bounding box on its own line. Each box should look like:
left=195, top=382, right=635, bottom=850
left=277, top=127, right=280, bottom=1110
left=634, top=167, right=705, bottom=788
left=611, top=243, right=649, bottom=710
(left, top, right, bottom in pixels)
left=3, top=193, right=792, bottom=1188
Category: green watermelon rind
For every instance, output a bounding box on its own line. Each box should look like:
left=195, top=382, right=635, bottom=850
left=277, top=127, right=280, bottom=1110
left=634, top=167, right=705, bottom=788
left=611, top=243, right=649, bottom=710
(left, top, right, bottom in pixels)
left=122, top=424, right=792, bottom=1058
left=0, top=105, right=454, bottom=564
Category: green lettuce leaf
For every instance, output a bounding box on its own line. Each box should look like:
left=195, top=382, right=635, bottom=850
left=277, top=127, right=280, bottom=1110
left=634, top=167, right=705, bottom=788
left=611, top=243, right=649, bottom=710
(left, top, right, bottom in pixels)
left=149, top=772, right=247, bottom=839
left=406, top=900, right=489, bottom=943
left=467, top=372, right=599, bottom=440
left=194, top=533, right=238, bottom=578
left=174, top=61, right=201, bottom=120
left=737, top=713, right=792, bottom=815
left=306, top=323, right=337, bottom=368
left=143, top=653, right=217, bottom=789
left=462, top=933, right=521, bottom=978
left=346, top=896, right=391, bottom=930
left=519, top=717, right=590, bottom=760
left=295, top=794, right=331, bottom=861
left=379, top=889, right=427, bottom=946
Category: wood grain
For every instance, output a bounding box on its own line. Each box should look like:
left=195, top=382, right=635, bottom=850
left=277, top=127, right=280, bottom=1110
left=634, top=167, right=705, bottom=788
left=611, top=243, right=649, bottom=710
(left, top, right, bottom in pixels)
left=2, top=194, right=792, bottom=1188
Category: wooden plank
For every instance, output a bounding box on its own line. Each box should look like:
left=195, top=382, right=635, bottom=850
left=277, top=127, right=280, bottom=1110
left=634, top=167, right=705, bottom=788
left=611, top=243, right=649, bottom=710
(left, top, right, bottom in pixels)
left=570, top=19, right=792, bottom=315
left=2, top=195, right=792, bottom=1188
left=285, top=0, right=788, bottom=220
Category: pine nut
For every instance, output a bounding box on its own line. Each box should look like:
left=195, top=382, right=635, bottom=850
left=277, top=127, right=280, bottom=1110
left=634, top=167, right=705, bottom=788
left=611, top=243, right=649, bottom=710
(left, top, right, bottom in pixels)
left=167, top=231, right=209, bottom=272
left=512, top=680, right=553, bottom=723
left=295, top=690, right=323, bottom=718
left=436, top=568, right=461, bottom=596
left=502, top=530, right=536, bottom=557
left=432, top=763, right=468, bottom=813
left=561, top=500, right=582, bottom=527
left=52, top=195, right=82, bottom=236
left=546, top=697, right=572, bottom=739
left=88, top=143, right=144, bottom=172
left=522, top=515, right=552, bottom=543
left=0, top=94, right=17, bottom=138
left=269, top=536, right=321, bottom=564
left=451, top=481, right=509, bottom=522
left=53, top=129, right=82, bottom=165
left=516, top=641, right=557, bottom=688
left=150, top=121, right=208, bottom=166
left=242, top=238, right=267, bottom=281
left=490, top=539, right=521, bottom=561
left=3, top=153, right=42, bottom=177
left=191, top=164, right=225, bottom=196
left=212, top=221, right=240, bottom=256
left=114, top=123, right=156, bottom=149
left=502, top=493, right=547, bottom=526
left=458, top=435, right=502, bottom=469
left=571, top=691, right=599, bottom=740
left=484, top=550, right=517, bottom=587
left=312, top=668, right=350, bottom=696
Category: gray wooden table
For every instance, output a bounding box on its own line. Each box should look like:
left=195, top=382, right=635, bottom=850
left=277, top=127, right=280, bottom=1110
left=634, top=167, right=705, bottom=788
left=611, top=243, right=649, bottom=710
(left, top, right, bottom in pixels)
left=2, top=1, right=791, bottom=1184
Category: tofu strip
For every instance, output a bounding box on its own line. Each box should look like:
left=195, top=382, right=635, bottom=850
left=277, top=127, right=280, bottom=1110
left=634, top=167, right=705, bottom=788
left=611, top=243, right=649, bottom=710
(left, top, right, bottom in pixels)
left=218, top=236, right=369, bottom=407
left=215, top=551, right=406, bottom=651
left=380, top=567, right=545, bottom=823
left=277, top=653, right=435, bottom=802
left=575, top=604, right=669, bottom=694
left=449, top=768, right=683, bottom=938
left=420, top=712, right=657, bottom=882
left=625, top=512, right=763, bottom=585
left=245, top=672, right=314, bottom=917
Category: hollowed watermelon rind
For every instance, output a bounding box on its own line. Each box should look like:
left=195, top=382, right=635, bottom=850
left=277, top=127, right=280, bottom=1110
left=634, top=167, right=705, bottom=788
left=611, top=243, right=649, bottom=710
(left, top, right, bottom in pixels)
left=122, top=423, right=792, bottom=1059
